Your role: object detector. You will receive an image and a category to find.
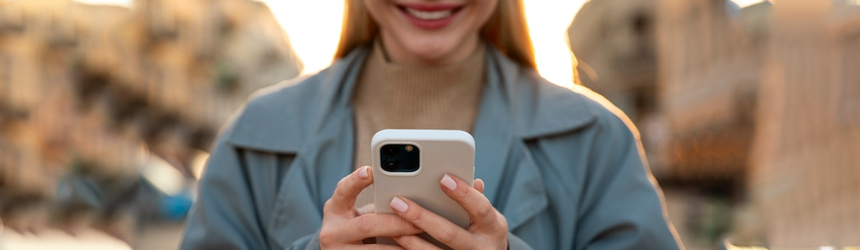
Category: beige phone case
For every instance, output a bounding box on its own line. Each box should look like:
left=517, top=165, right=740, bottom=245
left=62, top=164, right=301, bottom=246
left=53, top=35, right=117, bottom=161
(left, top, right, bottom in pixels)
left=372, top=129, right=475, bottom=247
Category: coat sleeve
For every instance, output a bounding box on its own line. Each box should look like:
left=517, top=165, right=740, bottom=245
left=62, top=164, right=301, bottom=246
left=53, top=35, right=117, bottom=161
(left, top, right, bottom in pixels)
left=574, top=114, right=682, bottom=250
left=179, top=135, right=317, bottom=250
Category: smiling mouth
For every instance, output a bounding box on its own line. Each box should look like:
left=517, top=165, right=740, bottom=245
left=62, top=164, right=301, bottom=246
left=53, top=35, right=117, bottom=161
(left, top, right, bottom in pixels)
left=397, top=5, right=464, bottom=21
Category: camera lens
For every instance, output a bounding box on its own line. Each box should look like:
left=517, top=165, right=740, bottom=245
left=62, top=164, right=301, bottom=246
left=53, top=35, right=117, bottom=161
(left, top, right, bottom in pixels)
left=383, top=158, right=399, bottom=170
left=382, top=145, right=398, bottom=156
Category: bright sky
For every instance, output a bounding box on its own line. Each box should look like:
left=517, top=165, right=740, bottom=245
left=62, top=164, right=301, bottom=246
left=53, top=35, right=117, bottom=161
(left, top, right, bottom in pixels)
left=732, top=0, right=767, bottom=7
left=74, top=0, right=765, bottom=86
left=74, top=0, right=131, bottom=7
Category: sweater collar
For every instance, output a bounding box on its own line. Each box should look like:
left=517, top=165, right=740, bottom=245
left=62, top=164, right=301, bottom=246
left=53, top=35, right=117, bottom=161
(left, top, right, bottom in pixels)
left=349, top=39, right=486, bottom=130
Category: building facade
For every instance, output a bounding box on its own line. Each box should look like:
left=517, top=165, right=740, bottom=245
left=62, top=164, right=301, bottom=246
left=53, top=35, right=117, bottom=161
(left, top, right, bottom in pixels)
left=654, top=0, right=762, bottom=182
left=0, top=0, right=302, bottom=239
left=569, top=0, right=860, bottom=246
left=748, top=0, right=860, bottom=245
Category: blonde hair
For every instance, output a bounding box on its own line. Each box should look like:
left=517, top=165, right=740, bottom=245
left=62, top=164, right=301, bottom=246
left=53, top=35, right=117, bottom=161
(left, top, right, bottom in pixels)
left=334, top=0, right=537, bottom=70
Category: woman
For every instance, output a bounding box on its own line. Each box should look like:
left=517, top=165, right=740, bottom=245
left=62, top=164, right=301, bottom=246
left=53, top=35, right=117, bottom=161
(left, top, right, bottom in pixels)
left=180, top=0, right=681, bottom=249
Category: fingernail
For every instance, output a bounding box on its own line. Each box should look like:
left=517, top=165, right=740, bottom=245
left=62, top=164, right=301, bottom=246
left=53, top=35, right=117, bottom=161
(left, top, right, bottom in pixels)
left=358, top=166, right=369, bottom=179
left=441, top=174, right=457, bottom=191
left=390, top=196, right=408, bottom=213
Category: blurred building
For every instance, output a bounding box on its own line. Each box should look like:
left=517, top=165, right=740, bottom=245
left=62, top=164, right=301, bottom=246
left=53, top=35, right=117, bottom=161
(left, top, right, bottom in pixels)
left=0, top=0, right=301, bottom=242
left=567, top=0, right=666, bottom=174
left=568, top=0, right=762, bottom=182
left=657, top=1, right=766, bottom=247
left=569, top=0, right=860, bottom=247
left=655, top=0, right=762, bottom=182
left=748, top=0, right=860, bottom=246
left=568, top=0, right=657, bottom=123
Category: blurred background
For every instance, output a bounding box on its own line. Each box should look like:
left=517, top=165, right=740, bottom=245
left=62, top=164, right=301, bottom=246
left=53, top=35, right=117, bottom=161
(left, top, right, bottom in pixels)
left=0, top=0, right=857, bottom=249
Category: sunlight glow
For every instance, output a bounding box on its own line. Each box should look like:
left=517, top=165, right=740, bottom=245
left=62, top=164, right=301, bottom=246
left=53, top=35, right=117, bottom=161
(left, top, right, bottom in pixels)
left=262, top=0, right=345, bottom=75
left=523, top=0, right=585, bottom=86
left=731, top=0, right=767, bottom=8
left=264, top=0, right=585, bottom=86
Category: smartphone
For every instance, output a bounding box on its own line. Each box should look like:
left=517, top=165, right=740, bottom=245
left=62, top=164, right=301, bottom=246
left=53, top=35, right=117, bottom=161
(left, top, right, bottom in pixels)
left=372, top=129, right=475, bottom=247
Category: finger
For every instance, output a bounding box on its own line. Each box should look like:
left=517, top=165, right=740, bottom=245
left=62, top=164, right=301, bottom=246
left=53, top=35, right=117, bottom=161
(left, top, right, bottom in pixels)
left=439, top=174, right=500, bottom=229
left=335, top=214, right=424, bottom=242
left=355, top=204, right=376, bottom=216
left=389, top=196, right=473, bottom=250
left=473, top=178, right=485, bottom=194
left=325, top=166, right=373, bottom=214
left=392, top=235, right=443, bottom=250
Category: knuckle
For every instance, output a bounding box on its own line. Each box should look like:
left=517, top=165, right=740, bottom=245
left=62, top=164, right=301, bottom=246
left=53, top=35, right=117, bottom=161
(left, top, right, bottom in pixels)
left=409, top=209, right=424, bottom=223
left=498, top=213, right=508, bottom=229
left=492, top=212, right=509, bottom=236
left=318, top=226, right=336, bottom=244
left=355, top=219, right=373, bottom=235
left=335, top=178, right=349, bottom=192
left=395, top=217, right=418, bottom=232
left=476, top=202, right=494, bottom=218
left=333, top=189, right=349, bottom=203
left=394, top=237, right=415, bottom=249
left=439, top=228, right=459, bottom=243
left=333, top=182, right=354, bottom=200
left=323, top=199, right=334, bottom=213
left=396, top=235, right=415, bottom=247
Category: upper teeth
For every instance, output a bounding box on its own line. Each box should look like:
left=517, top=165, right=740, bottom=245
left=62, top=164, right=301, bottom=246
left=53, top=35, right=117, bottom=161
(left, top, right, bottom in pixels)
left=406, top=8, right=452, bottom=20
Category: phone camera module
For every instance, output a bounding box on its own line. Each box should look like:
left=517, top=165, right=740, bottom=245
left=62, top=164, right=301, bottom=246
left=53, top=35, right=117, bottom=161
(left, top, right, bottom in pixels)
left=380, top=144, right=419, bottom=172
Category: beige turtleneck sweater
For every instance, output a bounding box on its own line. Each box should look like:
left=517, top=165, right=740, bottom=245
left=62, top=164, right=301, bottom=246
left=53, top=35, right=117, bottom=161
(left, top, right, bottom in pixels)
left=351, top=40, right=486, bottom=206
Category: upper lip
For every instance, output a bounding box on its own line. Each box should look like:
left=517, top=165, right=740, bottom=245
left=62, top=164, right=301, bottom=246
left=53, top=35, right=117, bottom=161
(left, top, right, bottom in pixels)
left=397, top=2, right=463, bottom=11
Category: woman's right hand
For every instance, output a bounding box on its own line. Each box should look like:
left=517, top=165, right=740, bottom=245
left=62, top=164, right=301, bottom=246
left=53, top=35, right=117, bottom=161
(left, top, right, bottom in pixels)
left=319, top=166, right=423, bottom=249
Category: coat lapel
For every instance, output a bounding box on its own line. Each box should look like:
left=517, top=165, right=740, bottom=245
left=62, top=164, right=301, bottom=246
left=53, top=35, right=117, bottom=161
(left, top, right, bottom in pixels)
left=307, top=46, right=367, bottom=209
left=268, top=47, right=368, bottom=246
left=476, top=48, right=597, bottom=231
left=473, top=48, right=548, bottom=231
left=471, top=49, right=511, bottom=205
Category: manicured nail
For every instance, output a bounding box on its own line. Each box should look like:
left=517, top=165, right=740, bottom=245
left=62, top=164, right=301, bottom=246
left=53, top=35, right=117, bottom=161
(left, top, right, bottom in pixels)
left=441, top=174, right=457, bottom=190
left=391, top=197, right=408, bottom=213
left=358, top=166, right=369, bottom=179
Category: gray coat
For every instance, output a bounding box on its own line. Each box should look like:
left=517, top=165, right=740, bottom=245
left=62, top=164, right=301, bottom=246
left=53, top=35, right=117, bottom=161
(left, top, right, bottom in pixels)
left=179, top=44, right=682, bottom=250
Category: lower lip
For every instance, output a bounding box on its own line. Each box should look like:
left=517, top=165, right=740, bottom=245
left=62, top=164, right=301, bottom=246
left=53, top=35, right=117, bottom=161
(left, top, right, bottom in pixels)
left=399, top=8, right=460, bottom=30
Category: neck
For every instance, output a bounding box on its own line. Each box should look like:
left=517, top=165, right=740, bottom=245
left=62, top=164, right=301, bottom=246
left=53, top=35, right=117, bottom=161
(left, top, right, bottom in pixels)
left=378, top=33, right=480, bottom=66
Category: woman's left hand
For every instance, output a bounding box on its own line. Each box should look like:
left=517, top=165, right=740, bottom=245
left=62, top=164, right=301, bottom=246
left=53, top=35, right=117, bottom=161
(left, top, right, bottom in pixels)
left=388, top=175, right=508, bottom=249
